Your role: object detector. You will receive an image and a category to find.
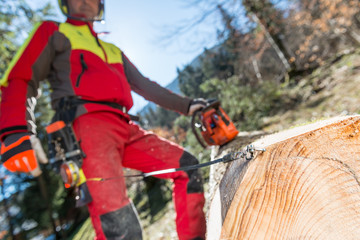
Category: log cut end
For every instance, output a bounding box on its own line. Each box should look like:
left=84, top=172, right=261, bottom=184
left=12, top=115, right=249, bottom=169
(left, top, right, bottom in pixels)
left=207, top=115, right=360, bottom=240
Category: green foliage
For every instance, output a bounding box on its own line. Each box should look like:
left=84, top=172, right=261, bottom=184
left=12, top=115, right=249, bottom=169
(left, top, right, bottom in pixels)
left=173, top=115, right=190, bottom=132
left=0, top=0, right=55, bottom=77
left=140, top=106, right=180, bottom=129
left=35, top=82, right=55, bottom=150
left=21, top=172, right=64, bottom=228
left=202, top=47, right=236, bottom=82
left=201, top=77, right=287, bottom=130
left=177, top=47, right=236, bottom=100
left=178, top=64, right=207, bottom=98
left=0, top=1, right=67, bottom=239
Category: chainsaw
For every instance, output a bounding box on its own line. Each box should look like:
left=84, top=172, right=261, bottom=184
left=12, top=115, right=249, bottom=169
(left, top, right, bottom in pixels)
left=46, top=120, right=92, bottom=207
left=191, top=99, right=239, bottom=148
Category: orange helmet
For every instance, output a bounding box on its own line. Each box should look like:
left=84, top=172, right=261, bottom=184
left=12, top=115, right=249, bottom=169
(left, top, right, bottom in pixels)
left=58, top=0, right=105, bottom=21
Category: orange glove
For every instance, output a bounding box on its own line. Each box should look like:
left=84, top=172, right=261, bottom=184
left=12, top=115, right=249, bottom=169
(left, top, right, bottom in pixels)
left=1, top=133, right=48, bottom=177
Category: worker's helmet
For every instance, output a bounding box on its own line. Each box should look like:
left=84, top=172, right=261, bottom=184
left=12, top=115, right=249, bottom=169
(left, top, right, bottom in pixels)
left=58, top=0, right=105, bottom=21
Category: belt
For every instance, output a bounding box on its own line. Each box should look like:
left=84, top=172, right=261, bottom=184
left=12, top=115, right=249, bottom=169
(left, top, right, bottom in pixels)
left=56, top=97, right=140, bottom=121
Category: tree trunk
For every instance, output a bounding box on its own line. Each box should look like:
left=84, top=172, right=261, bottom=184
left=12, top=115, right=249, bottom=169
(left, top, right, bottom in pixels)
left=207, top=115, right=360, bottom=239
left=250, top=13, right=291, bottom=72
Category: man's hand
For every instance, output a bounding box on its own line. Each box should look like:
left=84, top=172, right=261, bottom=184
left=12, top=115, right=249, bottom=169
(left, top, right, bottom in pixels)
left=188, top=98, right=208, bottom=116
left=1, top=133, right=48, bottom=177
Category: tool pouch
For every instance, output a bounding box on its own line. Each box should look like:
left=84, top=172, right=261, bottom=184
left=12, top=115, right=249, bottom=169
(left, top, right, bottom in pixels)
left=46, top=120, right=92, bottom=207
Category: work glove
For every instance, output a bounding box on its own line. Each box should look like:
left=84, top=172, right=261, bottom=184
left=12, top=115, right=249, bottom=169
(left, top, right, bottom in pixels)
left=1, top=133, right=48, bottom=177
left=188, top=98, right=208, bottom=116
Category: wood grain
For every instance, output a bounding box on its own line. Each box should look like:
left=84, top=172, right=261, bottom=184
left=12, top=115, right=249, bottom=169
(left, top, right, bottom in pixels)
left=208, top=116, right=360, bottom=240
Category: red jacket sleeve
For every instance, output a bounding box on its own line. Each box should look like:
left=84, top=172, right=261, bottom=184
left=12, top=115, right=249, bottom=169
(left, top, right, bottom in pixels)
left=0, top=21, right=58, bottom=140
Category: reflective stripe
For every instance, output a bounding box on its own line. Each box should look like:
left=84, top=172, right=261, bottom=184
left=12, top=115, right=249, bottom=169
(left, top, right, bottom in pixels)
left=15, top=159, right=21, bottom=169
left=3, top=150, right=38, bottom=173
left=22, top=156, right=32, bottom=171
left=0, top=135, right=38, bottom=173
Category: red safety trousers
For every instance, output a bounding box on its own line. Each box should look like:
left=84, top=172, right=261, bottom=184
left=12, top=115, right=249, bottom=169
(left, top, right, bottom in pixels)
left=72, top=111, right=206, bottom=240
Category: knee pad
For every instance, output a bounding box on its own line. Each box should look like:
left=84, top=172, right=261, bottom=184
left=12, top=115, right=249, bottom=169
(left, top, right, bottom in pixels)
left=179, top=151, right=204, bottom=193
left=100, top=202, right=143, bottom=239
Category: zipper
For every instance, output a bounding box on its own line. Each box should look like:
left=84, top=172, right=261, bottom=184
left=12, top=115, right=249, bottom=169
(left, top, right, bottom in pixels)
left=85, top=23, right=108, bottom=63
left=76, top=53, right=88, bottom=87
left=95, top=35, right=108, bottom=63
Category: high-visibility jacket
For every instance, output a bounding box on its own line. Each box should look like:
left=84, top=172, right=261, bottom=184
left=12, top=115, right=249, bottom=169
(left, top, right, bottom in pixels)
left=0, top=19, right=191, bottom=139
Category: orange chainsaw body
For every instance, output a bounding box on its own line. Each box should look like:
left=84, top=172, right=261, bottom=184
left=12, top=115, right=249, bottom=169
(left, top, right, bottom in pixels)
left=192, top=100, right=238, bottom=147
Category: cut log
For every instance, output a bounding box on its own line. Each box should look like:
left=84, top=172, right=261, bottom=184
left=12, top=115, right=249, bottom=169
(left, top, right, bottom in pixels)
left=207, top=115, right=360, bottom=240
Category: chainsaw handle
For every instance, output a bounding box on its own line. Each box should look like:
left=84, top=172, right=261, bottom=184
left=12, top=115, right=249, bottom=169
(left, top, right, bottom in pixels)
left=191, top=109, right=208, bottom=148
left=202, top=99, right=220, bottom=112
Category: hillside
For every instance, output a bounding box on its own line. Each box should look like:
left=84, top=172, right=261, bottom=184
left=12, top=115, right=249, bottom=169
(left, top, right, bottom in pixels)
left=263, top=49, right=360, bottom=132
left=142, top=48, right=360, bottom=239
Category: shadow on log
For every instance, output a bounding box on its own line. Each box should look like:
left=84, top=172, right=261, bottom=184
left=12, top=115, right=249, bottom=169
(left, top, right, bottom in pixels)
left=207, top=115, right=360, bottom=240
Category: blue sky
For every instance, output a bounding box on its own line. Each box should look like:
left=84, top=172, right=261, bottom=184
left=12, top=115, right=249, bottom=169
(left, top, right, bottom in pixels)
left=26, top=0, right=219, bottom=113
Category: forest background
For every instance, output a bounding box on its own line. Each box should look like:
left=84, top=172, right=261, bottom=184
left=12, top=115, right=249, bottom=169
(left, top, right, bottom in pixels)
left=0, top=0, right=360, bottom=239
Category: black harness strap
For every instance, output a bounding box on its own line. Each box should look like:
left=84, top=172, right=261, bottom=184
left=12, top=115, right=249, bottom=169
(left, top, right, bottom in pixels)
left=55, top=97, right=140, bottom=122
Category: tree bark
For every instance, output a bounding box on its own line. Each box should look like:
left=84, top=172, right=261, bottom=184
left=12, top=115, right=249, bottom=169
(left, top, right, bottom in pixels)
left=207, top=115, right=360, bottom=239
